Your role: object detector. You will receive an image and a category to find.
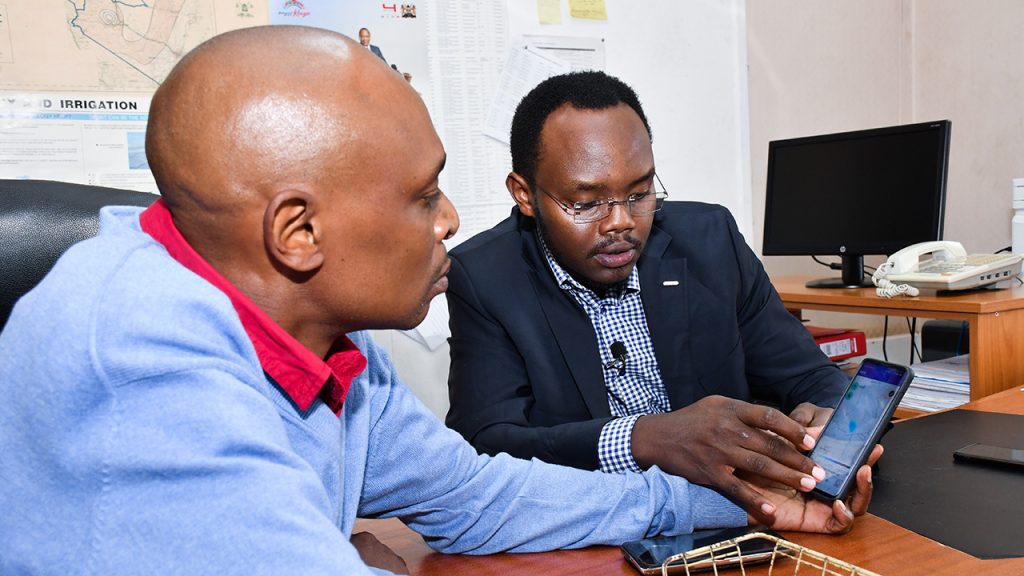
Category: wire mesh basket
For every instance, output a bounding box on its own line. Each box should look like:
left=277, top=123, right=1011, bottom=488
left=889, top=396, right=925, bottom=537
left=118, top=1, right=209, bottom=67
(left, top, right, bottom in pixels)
left=660, top=531, right=881, bottom=576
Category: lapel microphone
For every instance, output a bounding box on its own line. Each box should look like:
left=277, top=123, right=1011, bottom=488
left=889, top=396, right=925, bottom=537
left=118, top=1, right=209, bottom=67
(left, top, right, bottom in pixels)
left=605, top=341, right=628, bottom=375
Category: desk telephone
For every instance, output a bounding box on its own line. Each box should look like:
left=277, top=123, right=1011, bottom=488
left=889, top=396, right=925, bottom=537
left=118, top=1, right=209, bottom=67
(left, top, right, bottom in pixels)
left=872, top=241, right=1023, bottom=297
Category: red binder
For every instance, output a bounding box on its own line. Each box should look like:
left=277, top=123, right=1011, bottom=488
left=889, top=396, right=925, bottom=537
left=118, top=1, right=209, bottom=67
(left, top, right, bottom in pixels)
left=805, top=325, right=867, bottom=362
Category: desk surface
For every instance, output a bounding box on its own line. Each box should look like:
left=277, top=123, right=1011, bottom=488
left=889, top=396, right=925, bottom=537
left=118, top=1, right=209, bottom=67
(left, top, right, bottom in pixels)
left=772, top=275, right=1024, bottom=315
left=355, top=387, right=1024, bottom=575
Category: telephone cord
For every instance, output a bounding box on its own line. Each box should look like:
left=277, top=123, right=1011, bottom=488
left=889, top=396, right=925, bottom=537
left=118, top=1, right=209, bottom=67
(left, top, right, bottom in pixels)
left=872, top=262, right=920, bottom=298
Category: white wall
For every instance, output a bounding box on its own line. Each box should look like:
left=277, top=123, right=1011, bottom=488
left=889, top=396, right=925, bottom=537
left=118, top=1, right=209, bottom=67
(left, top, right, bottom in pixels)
left=911, top=2, right=1024, bottom=251
left=747, top=0, right=1024, bottom=336
left=379, top=0, right=753, bottom=418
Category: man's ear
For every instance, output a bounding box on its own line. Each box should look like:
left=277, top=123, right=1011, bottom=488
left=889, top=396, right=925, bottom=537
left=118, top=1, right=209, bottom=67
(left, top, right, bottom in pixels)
left=264, top=190, right=324, bottom=274
left=506, top=172, right=537, bottom=218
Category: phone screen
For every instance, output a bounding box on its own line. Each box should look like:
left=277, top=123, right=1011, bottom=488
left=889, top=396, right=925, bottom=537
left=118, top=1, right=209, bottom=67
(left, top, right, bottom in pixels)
left=621, top=526, right=778, bottom=573
left=811, top=360, right=910, bottom=499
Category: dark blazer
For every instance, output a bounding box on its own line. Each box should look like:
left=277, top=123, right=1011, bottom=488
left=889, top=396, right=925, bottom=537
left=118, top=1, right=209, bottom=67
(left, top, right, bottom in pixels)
left=369, top=44, right=386, bottom=62
left=446, top=202, right=847, bottom=470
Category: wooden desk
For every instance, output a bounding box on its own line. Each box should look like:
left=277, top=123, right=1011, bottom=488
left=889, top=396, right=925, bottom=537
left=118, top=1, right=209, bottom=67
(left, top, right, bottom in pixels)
left=773, top=275, right=1024, bottom=400
left=355, top=387, right=1024, bottom=575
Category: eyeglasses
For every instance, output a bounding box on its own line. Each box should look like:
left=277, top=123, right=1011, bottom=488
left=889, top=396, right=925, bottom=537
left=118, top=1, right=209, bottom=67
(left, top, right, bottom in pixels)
left=535, top=174, right=668, bottom=224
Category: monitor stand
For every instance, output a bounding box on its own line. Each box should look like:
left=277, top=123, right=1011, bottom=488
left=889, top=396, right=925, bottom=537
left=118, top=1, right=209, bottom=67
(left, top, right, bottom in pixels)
left=806, top=255, right=875, bottom=289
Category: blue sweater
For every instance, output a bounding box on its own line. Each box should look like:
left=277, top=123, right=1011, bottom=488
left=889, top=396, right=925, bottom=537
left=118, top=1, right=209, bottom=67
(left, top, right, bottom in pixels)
left=0, top=207, right=745, bottom=575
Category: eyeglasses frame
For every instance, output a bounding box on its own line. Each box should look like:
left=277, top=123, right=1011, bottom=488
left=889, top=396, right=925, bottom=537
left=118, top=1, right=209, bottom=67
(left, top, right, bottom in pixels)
left=533, top=173, right=669, bottom=224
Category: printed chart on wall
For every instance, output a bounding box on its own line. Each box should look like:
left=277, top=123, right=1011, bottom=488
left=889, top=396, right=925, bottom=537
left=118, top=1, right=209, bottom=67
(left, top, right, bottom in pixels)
left=0, top=93, right=156, bottom=191
left=0, top=0, right=267, bottom=191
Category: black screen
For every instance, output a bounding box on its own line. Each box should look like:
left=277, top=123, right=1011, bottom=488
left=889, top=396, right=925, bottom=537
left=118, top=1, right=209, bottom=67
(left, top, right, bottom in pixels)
left=763, top=121, right=950, bottom=260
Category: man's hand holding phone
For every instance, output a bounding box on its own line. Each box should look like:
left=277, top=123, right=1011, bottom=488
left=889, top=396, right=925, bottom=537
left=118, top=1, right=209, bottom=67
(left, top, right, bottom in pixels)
left=745, top=443, right=883, bottom=533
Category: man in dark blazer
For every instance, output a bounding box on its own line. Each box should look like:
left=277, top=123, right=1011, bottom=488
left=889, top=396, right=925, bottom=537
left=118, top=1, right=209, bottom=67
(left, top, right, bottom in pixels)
left=358, top=27, right=386, bottom=63
left=446, top=71, right=853, bottom=517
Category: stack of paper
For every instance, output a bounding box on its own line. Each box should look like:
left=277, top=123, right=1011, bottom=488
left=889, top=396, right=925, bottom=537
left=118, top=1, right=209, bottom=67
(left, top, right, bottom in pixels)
left=900, top=354, right=970, bottom=412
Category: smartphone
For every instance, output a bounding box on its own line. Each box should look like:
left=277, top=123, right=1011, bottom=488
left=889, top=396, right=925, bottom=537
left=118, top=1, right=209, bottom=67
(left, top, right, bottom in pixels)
left=621, top=526, right=780, bottom=575
left=808, top=358, right=913, bottom=502
left=953, top=443, right=1024, bottom=470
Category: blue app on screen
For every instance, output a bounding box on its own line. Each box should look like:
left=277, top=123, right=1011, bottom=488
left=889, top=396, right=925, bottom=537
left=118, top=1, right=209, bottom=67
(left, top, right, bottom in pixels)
left=814, top=363, right=904, bottom=496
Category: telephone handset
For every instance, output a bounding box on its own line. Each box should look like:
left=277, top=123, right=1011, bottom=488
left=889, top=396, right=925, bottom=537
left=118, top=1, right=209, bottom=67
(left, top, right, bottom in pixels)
left=872, top=240, right=1023, bottom=297
left=886, top=241, right=967, bottom=275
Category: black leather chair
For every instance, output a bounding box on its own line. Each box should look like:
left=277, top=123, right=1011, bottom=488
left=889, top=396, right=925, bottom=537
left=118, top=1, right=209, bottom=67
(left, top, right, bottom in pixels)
left=0, top=179, right=157, bottom=329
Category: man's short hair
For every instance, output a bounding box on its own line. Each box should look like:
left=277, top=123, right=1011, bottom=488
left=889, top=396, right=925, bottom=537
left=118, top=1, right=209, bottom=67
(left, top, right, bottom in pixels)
left=509, top=70, right=652, bottom=187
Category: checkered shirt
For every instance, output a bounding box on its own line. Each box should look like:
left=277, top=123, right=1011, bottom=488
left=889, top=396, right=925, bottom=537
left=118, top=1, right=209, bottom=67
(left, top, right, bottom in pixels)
left=539, top=234, right=671, bottom=474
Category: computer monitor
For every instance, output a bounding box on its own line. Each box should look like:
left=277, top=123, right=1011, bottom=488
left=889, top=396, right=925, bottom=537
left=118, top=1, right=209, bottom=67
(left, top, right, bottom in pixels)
left=763, top=120, right=951, bottom=288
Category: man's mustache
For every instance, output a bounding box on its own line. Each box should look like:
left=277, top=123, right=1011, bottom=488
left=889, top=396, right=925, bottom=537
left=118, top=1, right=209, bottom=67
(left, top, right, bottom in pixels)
left=588, top=235, right=642, bottom=258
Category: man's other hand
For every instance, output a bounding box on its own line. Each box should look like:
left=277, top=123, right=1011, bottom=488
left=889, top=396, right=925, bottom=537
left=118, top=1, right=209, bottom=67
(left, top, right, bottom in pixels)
left=630, top=395, right=825, bottom=520
left=749, top=444, right=881, bottom=533
left=351, top=531, right=408, bottom=574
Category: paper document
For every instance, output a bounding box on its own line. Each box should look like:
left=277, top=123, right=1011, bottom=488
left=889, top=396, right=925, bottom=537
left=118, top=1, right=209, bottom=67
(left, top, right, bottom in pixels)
left=900, top=354, right=970, bottom=412
left=569, top=0, right=608, bottom=20
left=483, top=36, right=605, bottom=146
left=482, top=45, right=571, bottom=145
left=0, top=93, right=157, bottom=192
left=537, top=0, right=562, bottom=24
left=522, top=35, right=606, bottom=73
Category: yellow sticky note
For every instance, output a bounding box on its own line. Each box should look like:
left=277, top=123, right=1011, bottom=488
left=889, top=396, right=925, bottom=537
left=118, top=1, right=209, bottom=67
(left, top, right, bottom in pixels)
left=537, top=0, right=562, bottom=24
left=569, top=0, right=607, bottom=20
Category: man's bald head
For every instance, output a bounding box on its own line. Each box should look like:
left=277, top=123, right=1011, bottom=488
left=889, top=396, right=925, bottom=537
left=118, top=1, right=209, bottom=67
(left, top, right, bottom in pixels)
left=144, top=25, right=458, bottom=354
left=147, top=25, right=408, bottom=218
